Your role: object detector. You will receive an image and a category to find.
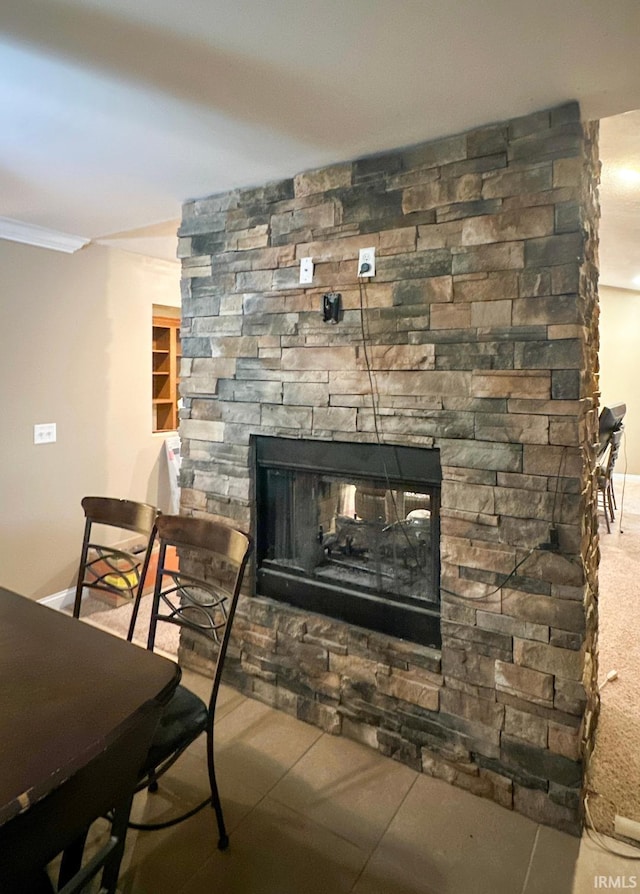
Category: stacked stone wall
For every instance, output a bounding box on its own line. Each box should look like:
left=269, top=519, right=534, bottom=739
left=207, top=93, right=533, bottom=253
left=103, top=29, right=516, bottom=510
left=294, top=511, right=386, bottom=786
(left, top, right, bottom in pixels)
left=178, top=102, right=600, bottom=833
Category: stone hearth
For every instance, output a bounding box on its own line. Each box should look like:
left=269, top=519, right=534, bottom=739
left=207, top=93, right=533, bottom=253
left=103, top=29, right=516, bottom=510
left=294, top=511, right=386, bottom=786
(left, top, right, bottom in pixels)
left=176, top=101, right=600, bottom=834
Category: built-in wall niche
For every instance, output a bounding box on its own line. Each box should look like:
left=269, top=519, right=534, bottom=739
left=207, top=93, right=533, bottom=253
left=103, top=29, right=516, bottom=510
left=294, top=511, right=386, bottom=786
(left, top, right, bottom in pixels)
left=152, top=312, right=181, bottom=432
left=254, top=436, right=442, bottom=648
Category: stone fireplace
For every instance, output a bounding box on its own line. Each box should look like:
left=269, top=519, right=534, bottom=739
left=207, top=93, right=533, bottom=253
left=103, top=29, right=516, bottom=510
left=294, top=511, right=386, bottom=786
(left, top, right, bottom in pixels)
left=177, top=101, right=600, bottom=834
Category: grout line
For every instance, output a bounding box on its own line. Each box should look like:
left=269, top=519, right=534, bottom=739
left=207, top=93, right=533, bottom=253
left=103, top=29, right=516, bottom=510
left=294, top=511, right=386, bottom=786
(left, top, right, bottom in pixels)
left=259, top=726, right=327, bottom=799
left=171, top=725, right=329, bottom=894
left=218, top=708, right=326, bottom=823
left=520, top=824, right=541, bottom=894
left=348, top=771, right=421, bottom=892
left=212, top=691, right=250, bottom=726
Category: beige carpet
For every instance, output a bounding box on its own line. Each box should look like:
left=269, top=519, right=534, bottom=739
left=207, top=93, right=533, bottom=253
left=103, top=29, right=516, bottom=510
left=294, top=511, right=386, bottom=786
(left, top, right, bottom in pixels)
left=588, top=473, right=640, bottom=837
left=81, top=591, right=180, bottom=657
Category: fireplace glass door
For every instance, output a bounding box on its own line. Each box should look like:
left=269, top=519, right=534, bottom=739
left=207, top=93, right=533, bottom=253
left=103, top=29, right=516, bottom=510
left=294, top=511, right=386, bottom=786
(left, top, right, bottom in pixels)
left=255, top=437, right=441, bottom=648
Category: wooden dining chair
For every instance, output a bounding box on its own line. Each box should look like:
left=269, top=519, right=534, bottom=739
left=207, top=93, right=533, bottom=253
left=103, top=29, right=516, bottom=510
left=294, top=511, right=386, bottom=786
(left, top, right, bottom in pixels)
left=72, top=496, right=159, bottom=619
left=127, top=514, right=252, bottom=850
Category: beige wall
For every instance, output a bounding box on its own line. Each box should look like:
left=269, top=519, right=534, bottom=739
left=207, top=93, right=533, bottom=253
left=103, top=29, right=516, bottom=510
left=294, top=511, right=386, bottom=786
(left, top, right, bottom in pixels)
left=0, top=240, right=180, bottom=599
left=599, top=285, right=640, bottom=475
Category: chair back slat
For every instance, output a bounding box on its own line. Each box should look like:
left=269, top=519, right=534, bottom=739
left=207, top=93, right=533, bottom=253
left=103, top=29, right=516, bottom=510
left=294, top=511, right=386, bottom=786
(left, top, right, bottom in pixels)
left=73, top=497, right=159, bottom=619
left=81, top=496, right=157, bottom=537
left=153, top=515, right=250, bottom=566
left=134, top=515, right=252, bottom=699
left=606, top=429, right=623, bottom=473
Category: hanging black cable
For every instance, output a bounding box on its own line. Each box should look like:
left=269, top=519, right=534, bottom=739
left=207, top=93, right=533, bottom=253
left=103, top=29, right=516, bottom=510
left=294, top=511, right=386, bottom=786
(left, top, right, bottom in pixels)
left=357, top=278, right=428, bottom=573
left=355, top=278, right=574, bottom=603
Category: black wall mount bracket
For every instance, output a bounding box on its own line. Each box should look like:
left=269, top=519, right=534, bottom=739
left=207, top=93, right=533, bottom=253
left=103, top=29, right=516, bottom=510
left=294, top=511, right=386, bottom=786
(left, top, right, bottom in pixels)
left=322, top=292, right=341, bottom=324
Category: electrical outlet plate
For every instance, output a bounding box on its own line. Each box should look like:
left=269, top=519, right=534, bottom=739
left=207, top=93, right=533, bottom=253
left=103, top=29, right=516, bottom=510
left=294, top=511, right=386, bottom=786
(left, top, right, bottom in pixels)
left=34, top=423, right=56, bottom=444
left=358, top=247, right=375, bottom=277
left=299, top=257, right=314, bottom=284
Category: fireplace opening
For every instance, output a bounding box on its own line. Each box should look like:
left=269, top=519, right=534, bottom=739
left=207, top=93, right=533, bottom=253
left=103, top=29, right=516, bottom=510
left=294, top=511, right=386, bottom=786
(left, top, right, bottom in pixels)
left=253, top=437, right=442, bottom=648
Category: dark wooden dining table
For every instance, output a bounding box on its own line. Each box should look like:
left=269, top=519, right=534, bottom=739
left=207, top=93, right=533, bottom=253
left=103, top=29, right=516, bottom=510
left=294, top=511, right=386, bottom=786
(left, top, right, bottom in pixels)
left=0, top=585, right=181, bottom=892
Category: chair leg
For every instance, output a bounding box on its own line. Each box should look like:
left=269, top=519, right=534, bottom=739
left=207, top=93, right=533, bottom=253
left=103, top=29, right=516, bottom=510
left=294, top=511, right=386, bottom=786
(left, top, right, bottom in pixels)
left=72, top=571, right=86, bottom=620
left=611, top=478, right=618, bottom=511
left=127, top=581, right=145, bottom=643
left=73, top=523, right=92, bottom=619
left=607, top=483, right=615, bottom=524
left=55, top=802, right=131, bottom=894
left=58, top=830, right=88, bottom=888
left=141, top=767, right=159, bottom=793
left=211, top=776, right=228, bottom=851
left=207, top=747, right=228, bottom=850
left=600, top=485, right=611, bottom=533
left=100, top=795, right=134, bottom=894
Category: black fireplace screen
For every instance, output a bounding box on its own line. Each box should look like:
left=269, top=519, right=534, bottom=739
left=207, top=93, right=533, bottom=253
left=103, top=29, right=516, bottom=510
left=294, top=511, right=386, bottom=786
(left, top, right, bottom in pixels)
left=254, top=437, right=442, bottom=648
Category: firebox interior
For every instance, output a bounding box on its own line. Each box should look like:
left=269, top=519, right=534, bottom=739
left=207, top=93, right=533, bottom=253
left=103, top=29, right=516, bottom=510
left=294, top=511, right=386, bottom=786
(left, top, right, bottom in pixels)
left=254, top=436, right=442, bottom=648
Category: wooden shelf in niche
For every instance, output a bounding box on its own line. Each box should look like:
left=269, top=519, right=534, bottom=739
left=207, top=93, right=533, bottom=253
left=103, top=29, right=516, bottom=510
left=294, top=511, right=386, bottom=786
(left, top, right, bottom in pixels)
left=152, top=316, right=181, bottom=432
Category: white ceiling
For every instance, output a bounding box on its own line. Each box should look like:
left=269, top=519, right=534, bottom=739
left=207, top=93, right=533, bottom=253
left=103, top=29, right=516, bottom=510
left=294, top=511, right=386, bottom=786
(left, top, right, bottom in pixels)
left=1, top=0, right=639, bottom=286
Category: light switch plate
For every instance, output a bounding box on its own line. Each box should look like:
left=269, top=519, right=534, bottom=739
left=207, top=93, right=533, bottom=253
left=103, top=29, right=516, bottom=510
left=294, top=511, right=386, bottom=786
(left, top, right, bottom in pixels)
left=34, top=423, right=56, bottom=444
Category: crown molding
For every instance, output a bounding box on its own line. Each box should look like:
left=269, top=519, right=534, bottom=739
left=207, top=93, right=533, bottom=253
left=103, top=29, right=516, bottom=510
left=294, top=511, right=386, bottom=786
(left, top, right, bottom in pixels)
left=0, top=217, right=90, bottom=253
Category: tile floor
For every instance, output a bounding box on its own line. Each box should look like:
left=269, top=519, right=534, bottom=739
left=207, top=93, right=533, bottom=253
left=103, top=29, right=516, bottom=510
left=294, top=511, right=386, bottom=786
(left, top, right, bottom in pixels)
left=66, top=668, right=640, bottom=894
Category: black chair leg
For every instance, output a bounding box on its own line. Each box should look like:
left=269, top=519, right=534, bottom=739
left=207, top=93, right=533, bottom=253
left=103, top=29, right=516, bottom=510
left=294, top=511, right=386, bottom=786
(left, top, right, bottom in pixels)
left=599, top=485, right=611, bottom=533
left=607, top=484, right=616, bottom=525
left=58, top=830, right=88, bottom=888
left=100, top=796, right=134, bottom=894
left=207, top=760, right=228, bottom=850
left=212, top=796, right=228, bottom=851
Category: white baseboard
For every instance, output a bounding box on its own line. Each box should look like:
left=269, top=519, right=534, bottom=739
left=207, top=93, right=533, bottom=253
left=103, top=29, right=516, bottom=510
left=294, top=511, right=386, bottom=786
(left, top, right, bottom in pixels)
left=39, top=588, right=75, bottom=611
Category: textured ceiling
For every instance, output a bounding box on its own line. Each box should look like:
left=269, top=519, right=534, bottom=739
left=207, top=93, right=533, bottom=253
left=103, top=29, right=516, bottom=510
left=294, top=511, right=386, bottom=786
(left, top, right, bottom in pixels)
left=0, top=0, right=639, bottom=285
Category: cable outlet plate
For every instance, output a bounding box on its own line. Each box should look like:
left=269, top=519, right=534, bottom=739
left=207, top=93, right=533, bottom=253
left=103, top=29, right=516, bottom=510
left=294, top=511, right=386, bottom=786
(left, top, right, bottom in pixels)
left=299, top=257, right=314, bottom=284
left=358, top=247, right=376, bottom=277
